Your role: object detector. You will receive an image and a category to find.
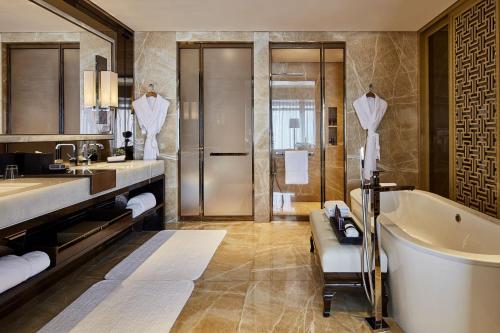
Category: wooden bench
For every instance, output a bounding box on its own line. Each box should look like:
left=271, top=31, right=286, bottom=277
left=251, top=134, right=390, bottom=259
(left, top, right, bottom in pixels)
left=309, top=209, right=389, bottom=317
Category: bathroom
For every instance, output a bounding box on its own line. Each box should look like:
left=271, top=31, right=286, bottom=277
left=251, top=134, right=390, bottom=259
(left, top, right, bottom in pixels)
left=0, top=0, right=498, bottom=332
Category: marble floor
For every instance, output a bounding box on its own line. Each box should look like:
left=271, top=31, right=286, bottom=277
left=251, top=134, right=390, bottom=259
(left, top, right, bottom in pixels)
left=273, top=201, right=321, bottom=217
left=0, top=221, right=383, bottom=333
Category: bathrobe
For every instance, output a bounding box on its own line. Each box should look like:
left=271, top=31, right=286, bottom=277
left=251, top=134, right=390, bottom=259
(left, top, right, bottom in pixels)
left=132, top=94, right=170, bottom=160
left=353, top=94, right=387, bottom=180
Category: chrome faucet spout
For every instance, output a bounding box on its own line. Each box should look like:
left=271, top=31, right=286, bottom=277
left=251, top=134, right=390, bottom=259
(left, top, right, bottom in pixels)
left=82, top=143, right=105, bottom=165
left=55, top=143, right=76, bottom=163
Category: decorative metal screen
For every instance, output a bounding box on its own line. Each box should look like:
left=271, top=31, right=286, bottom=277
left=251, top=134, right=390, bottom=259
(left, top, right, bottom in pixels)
left=454, top=0, right=497, bottom=216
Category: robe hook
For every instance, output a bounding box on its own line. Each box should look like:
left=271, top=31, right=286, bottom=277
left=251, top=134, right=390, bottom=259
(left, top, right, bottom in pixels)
left=368, top=83, right=374, bottom=91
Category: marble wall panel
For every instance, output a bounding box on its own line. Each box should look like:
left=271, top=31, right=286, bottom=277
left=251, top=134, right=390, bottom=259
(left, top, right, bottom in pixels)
left=134, top=31, right=418, bottom=221
left=253, top=32, right=270, bottom=222
left=134, top=32, right=178, bottom=222
left=176, top=31, right=253, bottom=42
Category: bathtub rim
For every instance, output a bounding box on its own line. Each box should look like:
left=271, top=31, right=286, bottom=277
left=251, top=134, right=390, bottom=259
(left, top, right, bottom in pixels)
left=350, top=189, right=500, bottom=268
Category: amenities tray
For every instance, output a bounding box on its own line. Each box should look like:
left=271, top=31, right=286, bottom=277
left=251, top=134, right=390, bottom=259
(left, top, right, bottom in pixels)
left=329, top=216, right=363, bottom=245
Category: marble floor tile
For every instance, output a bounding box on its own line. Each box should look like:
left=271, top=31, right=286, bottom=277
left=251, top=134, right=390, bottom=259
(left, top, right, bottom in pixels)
left=171, top=281, right=249, bottom=333
left=0, top=221, right=383, bottom=333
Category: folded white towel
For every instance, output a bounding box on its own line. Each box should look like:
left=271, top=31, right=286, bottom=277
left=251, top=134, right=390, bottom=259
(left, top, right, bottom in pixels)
left=285, top=151, right=308, bottom=184
left=324, top=201, right=351, bottom=218
left=344, top=223, right=359, bottom=238
left=126, top=192, right=157, bottom=218
left=22, top=251, right=50, bottom=277
left=0, top=255, right=31, bottom=294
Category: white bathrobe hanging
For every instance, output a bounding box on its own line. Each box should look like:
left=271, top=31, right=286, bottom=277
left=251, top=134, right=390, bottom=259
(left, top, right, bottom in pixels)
left=353, top=94, right=387, bottom=180
left=132, top=94, right=170, bottom=160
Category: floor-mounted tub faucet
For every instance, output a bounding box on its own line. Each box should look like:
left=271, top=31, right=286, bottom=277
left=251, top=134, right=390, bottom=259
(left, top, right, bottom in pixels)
left=361, top=170, right=415, bottom=332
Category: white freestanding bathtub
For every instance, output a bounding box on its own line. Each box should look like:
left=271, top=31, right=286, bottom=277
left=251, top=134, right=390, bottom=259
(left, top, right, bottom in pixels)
left=350, top=189, right=500, bottom=333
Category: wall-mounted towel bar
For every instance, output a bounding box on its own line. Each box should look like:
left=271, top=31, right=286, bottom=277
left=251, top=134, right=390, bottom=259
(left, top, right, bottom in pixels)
left=209, top=152, right=249, bottom=156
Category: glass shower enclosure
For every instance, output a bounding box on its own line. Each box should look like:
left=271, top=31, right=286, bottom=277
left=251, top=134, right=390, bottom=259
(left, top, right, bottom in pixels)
left=270, top=43, right=345, bottom=220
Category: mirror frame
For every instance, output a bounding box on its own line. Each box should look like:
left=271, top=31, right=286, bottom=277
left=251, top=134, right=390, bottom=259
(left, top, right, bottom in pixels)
left=0, top=0, right=134, bottom=145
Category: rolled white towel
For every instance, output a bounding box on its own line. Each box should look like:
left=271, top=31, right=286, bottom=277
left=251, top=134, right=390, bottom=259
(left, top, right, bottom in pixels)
left=0, top=255, right=31, bottom=294
left=344, top=223, right=359, bottom=238
left=126, top=192, right=157, bottom=218
left=22, top=251, right=50, bottom=278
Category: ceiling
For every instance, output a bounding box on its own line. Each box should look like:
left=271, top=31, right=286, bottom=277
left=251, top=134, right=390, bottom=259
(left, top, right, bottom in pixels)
left=0, top=1, right=81, bottom=33
left=91, top=0, right=456, bottom=32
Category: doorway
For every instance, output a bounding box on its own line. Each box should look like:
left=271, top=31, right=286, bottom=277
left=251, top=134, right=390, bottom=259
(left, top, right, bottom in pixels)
left=178, top=43, right=254, bottom=220
left=270, top=43, right=346, bottom=220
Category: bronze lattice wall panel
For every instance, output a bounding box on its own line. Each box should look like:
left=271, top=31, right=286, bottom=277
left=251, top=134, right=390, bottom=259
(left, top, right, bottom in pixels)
left=454, top=0, right=497, bottom=216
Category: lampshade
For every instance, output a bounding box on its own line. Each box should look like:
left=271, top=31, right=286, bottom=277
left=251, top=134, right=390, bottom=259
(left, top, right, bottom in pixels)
left=289, top=118, right=300, bottom=129
left=83, top=71, right=96, bottom=108
left=100, top=71, right=118, bottom=108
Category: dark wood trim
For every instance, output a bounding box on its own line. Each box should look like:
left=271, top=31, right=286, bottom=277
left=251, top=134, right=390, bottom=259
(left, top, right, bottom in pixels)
left=0, top=174, right=164, bottom=238
left=418, top=0, right=473, bottom=32
left=0, top=174, right=165, bottom=316
left=40, top=0, right=133, bottom=39
left=0, top=226, right=132, bottom=317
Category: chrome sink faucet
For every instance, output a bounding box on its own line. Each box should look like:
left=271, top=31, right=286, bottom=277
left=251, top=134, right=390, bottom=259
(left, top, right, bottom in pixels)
left=55, top=143, right=76, bottom=164
left=82, top=143, right=105, bottom=165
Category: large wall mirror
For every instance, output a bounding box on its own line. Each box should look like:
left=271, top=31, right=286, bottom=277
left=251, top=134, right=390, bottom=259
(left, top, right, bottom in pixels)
left=0, top=1, right=133, bottom=144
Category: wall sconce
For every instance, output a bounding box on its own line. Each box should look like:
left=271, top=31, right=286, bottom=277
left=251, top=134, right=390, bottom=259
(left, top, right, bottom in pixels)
left=83, top=70, right=118, bottom=109
left=83, top=71, right=96, bottom=108
left=100, top=70, right=118, bottom=108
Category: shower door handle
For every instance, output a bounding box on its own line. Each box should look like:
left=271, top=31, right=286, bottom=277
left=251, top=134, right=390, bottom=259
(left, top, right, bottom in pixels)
left=209, top=152, right=249, bottom=156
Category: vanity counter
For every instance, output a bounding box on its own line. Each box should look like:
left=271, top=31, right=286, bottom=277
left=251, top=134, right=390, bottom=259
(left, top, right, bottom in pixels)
left=0, top=160, right=164, bottom=230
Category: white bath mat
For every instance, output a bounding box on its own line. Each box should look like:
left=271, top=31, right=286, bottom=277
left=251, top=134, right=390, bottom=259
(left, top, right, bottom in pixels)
left=105, top=230, right=226, bottom=281
left=38, top=280, right=194, bottom=333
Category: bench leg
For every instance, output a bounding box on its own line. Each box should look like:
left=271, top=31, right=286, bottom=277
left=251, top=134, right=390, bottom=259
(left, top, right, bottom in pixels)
left=310, top=235, right=315, bottom=253
left=323, top=287, right=333, bottom=317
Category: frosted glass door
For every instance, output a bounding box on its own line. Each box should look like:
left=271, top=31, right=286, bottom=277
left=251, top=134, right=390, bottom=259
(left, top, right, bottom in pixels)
left=179, top=48, right=201, bottom=216
left=203, top=48, right=253, bottom=216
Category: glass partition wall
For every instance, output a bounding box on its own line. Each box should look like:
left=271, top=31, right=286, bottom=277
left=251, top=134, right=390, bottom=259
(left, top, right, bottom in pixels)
left=179, top=43, right=253, bottom=220
left=270, top=43, right=345, bottom=220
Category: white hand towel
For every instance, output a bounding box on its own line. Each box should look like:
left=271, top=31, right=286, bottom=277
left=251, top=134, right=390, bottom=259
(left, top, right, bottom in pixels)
left=282, top=193, right=293, bottom=211
left=22, top=251, right=50, bottom=278
left=126, top=193, right=157, bottom=218
left=285, top=151, right=308, bottom=184
left=273, top=192, right=283, bottom=210
left=0, top=255, right=31, bottom=294
left=344, top=223, right=359, bottom=238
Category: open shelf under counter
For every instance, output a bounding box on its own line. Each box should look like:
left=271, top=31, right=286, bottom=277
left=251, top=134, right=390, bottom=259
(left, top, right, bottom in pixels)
left=0, top=134, right=114, bottom=143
